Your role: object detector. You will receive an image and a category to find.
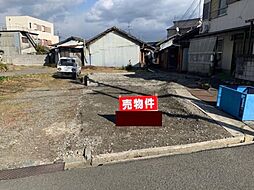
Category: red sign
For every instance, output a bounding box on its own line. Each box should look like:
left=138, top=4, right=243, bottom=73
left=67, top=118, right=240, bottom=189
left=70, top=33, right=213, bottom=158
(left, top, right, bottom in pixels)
left=119, top=96, right=158, bottom=111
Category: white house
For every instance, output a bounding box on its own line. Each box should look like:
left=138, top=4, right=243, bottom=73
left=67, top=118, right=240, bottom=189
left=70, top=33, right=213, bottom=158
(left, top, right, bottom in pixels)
left=5, top=16, right=59, bottom=46
left=85, top=27, right=154, bottom=68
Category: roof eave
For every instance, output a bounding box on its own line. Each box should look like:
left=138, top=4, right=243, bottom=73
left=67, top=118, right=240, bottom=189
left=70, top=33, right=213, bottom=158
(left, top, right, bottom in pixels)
left=86, top=27, right=151, bottom=48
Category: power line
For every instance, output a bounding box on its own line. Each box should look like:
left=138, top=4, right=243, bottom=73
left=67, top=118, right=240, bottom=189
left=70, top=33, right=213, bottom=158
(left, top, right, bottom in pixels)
left=188, top=1, right=201, bottom=19
left=181, top=0, right=197, bottom=19
left=198, top=0, right=200, bottom=18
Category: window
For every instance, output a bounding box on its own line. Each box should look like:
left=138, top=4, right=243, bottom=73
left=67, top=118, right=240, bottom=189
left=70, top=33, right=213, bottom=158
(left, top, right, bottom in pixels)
left=29, top=22, right=32, bottom=29
left=217, top=39, right=224, bottom=53
left=215, top=39, right=224, bottom=69
left=35, top=24, right=42, bottom=31
left=42, top=26, right=45, bottom=32
left=210, top=0, right=228, bottom=18
left=22, top=37, right=29, bottom=43
left=44, top=26, right=51, bottom=33
left=219, top=0, right=227, bottom=16
left=211, top=0, right=220, bottom=19
left=59, top=59, right=75, bottom=66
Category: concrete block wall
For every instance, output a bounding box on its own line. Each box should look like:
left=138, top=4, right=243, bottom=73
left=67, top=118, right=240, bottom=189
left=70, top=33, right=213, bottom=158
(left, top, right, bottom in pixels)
left=188, top=61, right=211, bottom=75
left=4, top=54, right=47, bottom=66
left=236, top=57, right=254, bottom=82
left=0, top=32, right=20, bottom=56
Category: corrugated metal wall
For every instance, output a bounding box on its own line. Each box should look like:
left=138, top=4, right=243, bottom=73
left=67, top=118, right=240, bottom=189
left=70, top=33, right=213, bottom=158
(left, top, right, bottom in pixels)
left=87, top=32, right=140, bottom=67
left=188, top=37, right=217, bottom=74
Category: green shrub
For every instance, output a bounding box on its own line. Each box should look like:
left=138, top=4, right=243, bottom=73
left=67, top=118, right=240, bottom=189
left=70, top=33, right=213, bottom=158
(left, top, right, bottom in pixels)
left=36, top=45, right=50, bottom=55
left=0, top=76, right=8, bottom=82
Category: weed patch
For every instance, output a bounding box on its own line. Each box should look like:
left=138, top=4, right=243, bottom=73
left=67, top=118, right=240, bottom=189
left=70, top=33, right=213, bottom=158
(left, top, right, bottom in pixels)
left=0, top=76, right=8, bottom=82
left=0, top=63, right=8, bottom=72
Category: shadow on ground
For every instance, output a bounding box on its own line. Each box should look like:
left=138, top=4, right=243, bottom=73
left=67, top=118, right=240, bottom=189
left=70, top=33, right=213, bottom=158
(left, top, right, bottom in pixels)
left=88, top=73, right=254, bottom=137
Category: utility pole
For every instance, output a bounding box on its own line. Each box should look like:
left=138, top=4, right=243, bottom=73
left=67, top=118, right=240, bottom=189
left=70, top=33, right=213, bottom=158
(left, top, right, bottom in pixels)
left=127, top=23, right=132, bottom=34
left=57, top=31, right=62, bottom=41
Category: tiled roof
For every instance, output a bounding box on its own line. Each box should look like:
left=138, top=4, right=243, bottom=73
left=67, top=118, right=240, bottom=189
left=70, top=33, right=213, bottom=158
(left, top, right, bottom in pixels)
left=167, top=18, right=201, bottom=30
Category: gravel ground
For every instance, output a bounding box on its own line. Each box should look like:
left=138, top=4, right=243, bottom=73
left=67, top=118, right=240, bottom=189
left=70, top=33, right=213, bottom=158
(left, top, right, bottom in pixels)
left=0, top=75, right=84, bottom=170
left=79, top=72, right=231, bottom=155
left=0, top=70, right=232, bottom=170
left=0, top=66, right=55, bottom=77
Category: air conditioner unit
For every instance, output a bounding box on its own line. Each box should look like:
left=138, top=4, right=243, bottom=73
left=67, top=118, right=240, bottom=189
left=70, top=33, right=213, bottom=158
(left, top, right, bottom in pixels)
left=200, top=23, right=210, bottom=33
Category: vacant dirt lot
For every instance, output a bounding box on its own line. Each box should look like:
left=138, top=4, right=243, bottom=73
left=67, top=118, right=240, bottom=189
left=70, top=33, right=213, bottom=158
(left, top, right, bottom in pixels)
left=79, top=72, right=231, bottom=155
left=0, top=74, right=84, bottom=170
left=0, top=65, right=55, bottom=77
left=0, top=70, right=231, bottom=170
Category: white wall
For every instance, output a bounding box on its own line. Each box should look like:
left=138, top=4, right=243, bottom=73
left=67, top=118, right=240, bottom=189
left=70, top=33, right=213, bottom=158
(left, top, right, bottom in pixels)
left=6, top=16, right=59, bottom=44
left=209, top=0, right=254, bottom=33
left=87, top=32, right=140, bottom=67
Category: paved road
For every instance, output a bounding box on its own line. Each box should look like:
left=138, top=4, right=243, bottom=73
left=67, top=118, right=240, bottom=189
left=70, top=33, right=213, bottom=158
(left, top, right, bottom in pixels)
left=1, top=144, right=254, bottom=190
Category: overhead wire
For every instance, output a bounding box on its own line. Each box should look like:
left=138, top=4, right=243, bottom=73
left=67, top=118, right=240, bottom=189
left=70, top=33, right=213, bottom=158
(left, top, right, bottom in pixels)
left=181, top=0, right=197, bottom=20
left=188, top=0, right=202, bottom=19
left=171, top=0, right=202, bottom=34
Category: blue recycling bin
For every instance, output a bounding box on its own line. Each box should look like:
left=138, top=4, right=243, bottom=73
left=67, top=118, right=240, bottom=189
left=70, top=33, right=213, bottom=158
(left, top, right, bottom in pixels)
left=217, top=85, right=254, bottom=121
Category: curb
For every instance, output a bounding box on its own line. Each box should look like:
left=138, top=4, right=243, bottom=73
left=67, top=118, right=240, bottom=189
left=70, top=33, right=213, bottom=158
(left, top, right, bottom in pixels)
left=64, top=158, right=91, bottom=170
left=91, top=136, right=244, bottom=167
left=0, top=136, right=248, bottom=179
left=65, top=80, right=253, bottom=169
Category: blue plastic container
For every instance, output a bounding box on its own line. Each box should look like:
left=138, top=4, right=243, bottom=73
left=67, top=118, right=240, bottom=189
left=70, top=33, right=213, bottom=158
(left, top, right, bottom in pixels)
left=217, top=85, right=254, bottom=121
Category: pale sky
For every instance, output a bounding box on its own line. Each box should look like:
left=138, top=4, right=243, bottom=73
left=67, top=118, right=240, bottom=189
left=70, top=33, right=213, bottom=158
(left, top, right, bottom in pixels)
left=0, top=0, right=204, bottom=41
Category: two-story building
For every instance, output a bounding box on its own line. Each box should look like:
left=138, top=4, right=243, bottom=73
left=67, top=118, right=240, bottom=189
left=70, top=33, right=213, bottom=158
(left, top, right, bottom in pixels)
left=5, top=16, right=59, bottom=46
left=158, top=18, right=201, bottom=71
left=188, top=0, right=254, bottom=80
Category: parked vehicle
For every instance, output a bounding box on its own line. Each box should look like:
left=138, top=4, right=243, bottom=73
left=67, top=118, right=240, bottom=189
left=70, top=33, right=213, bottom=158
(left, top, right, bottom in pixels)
left=57, top=57, right=81, bottom=79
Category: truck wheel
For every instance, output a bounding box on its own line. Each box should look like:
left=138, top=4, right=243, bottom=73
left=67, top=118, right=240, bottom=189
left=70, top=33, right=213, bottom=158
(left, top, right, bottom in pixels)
left=72, top=73, right=77, bottom=80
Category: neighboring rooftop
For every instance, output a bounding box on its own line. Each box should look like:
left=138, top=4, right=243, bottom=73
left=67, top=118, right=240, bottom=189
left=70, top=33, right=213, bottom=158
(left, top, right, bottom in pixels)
left=6, top=15, right=54, bottom=25
left=0, top=30, right=38, bottom=36
left=86, top=26, right=155, bottom=50
left=167, top=18, right=201, bottom=30
left=51, top=36, right=84, bottom=47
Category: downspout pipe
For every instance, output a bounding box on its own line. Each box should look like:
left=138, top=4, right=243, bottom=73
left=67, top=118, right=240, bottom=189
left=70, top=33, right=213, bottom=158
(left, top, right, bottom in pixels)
left=246, top=19, right=254, bottom=55
left=248, top=21, right=253, bottom=55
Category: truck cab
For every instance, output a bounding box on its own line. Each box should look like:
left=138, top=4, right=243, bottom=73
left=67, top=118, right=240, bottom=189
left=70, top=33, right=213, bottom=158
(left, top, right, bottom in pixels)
left=57, top=57, right=81, bottom=79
